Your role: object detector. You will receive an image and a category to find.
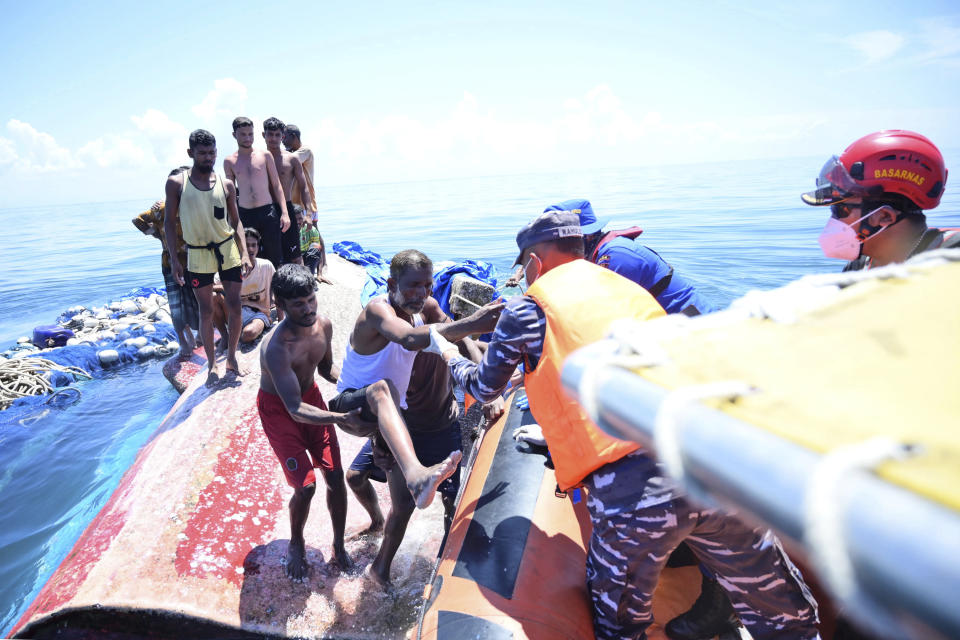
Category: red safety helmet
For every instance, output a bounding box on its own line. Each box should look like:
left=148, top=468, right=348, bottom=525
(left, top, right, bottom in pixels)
left=802, top=130, right=948, bottom=210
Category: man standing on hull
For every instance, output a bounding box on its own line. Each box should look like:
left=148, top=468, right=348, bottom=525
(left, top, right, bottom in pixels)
left=432, top=210, right=821, bottom=640
left=164, top=129, right=252, bottom=384
left=263, top=117, right=310, bottom=266
left=282, top=124, right=317, bottom=224
left=258, top=264, right=371, bottom=579
left=224, top=116, right=290, bottom=268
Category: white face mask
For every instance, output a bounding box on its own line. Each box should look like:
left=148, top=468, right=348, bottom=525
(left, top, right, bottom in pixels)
left=817, top=208, right=890, bottom=261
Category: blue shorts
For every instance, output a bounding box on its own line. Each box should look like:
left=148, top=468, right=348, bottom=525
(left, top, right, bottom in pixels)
left=349, top=420, right=462, bottom=499
left=241, top=305, right=271, bottom=329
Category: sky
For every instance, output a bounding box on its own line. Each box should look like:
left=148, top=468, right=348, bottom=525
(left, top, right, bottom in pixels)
left=1, top=0, right=959, bottom=207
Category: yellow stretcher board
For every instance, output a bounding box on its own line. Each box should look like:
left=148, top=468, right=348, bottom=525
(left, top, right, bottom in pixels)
left=562, top=249, right=960, bottom=640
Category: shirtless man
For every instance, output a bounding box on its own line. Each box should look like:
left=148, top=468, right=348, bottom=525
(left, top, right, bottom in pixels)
left=164, top=129, right=252, bottom=384
left=263, top=117, right=310, bottom=266
left=258, top=264, right=368, bottom=579
left=282, top=124, right=317, bottom=223
left=328, top=250, right=501, bottom=518
left=223, top=116, right=290, bottom=268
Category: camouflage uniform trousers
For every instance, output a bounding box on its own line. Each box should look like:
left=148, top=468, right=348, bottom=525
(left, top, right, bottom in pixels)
left=584, top=469, right=820, bottom=640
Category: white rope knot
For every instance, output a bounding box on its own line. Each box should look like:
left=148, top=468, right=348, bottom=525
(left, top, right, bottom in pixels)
left=804, top=437, right=921, bottom=602
left=652, top=381, right=755, bottom=483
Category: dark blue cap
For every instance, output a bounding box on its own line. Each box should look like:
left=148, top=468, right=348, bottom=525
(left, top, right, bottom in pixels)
left=544, top=199, right=608, bottom=235
left=513, top=210, right=582, bottom=265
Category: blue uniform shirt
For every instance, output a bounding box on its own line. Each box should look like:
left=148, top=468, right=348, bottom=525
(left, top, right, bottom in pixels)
left=596, top=237, right=715, bottom=315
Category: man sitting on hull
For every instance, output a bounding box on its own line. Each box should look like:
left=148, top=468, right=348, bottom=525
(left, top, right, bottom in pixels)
left=328, top=249, right=502, bottom=515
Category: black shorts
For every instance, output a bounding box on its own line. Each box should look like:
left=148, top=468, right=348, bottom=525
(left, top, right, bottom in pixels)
left=282, top=201, right=302, bottom=263
left=186, top=266, right=242, bottom=288
left=348, top=421, right=462, bottom=499
left=239, top=203, right=282, bottom=267
left=328, top=386, right=377, bottom=423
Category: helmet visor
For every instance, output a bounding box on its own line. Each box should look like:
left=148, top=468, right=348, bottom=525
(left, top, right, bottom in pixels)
left=801, top=155, right=863, bottom=206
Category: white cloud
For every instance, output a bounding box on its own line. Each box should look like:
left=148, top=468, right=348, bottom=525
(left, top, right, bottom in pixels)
left=915, top=19, right=960, bottom=66
left=5, top=119, right=80, bottom=171
left=843, top=30, right=904, bottom=65
left=76, top=135, right=153, bottom=168
left=191, top=78, right=248, bottom=124
left=0, top=137, right=16, bottom=166
left=131, top=108, right=189, bottom=166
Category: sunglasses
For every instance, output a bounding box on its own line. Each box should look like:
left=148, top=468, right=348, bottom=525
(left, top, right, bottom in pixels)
left=829, top=201, right=861, bottom=219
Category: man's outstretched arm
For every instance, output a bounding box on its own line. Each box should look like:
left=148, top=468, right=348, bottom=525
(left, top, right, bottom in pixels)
left=366, top=298, right=504, bottom=352
left=437, top=297, right=544, bottom=403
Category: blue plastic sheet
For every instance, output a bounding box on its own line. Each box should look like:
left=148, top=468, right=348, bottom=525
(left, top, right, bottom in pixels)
left=332, top=241, right=500, bottom=314
left=432, top=259, right=498, bottom=318
left=332, top=241, right=391, bottom=306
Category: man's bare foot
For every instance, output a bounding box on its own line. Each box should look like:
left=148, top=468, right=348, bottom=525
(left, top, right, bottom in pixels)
left=224, top=356, right=247, bottom=376
left=204, top=364, right=221, bottom=386
left=407, top=451, right=462, bottom=509
left=332, top=544, right=355, bottom=572
left=285, top=538, right=309, bottom=581
left=347, top=519, right=385, bottom=540
left=364, top=564, right=392, bottom=590
left=177, top=348, right=193, bottom=360
left=316, top=274, right=333, bottom=285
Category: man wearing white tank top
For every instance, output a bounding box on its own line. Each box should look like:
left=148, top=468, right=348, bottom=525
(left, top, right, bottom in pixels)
left=329, top=250, right=502, bottom=518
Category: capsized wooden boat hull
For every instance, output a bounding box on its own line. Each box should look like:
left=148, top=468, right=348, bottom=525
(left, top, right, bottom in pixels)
left=12, top=256, right=446, bottom=639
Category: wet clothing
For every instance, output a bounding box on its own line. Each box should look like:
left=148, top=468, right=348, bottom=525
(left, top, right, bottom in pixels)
left=328, top=385, right=378, bottom=423
left=349, top=421, right=462, bottom=499
left=179, top=172, right=242, bottom=274
left=592, top=228, right=715, bottom=315
left=161, top=267, right=199, bottom=336
left=336, top=298, right=423, bottom=410
left=238, top=203, right=283, bottom=267
left=843, top=226, right=960, bottom=271
left=186, top=265, right=242, bottom=289
left=448, top=259, right=820, bottom=640
left=282, top=201, right=302, bottom=263
left=257, top=384, right=342, bottom=489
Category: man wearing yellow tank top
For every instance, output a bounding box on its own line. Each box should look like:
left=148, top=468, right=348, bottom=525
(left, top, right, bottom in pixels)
left=164, top=129, right=253, bottom=385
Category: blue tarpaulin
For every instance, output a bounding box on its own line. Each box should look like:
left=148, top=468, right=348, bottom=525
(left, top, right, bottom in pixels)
left=332, top=241, right=499, bottom=313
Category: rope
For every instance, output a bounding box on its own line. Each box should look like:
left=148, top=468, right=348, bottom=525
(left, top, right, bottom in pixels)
left=0, top=357, right=91, bottom=411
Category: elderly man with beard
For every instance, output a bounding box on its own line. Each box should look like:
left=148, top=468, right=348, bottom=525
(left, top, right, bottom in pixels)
left=329, top=250, right=501, bottom=529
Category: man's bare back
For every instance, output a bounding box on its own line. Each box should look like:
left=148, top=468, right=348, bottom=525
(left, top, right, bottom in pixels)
left=224, top=149, right=275, bottom=209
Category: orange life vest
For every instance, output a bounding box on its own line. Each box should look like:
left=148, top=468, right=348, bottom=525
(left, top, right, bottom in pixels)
left=524, top=259, right=666, bottom=490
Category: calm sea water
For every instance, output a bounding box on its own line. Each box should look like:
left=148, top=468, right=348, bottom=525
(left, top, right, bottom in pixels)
left=2, top=157, right=958, bottom=633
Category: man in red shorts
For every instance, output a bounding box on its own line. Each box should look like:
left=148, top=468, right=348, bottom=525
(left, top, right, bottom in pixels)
left=257, top=263, right=375, bottom=580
